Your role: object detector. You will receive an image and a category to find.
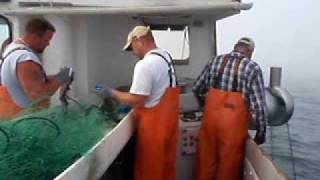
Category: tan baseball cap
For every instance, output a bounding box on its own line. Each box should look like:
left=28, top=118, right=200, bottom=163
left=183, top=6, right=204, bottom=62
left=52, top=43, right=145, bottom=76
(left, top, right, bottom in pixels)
left=123, top=26, right=151, bottom=51
left=237, top=37, right=255, bottom=49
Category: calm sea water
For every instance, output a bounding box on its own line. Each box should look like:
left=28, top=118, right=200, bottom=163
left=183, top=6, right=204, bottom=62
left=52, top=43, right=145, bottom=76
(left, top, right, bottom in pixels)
left=263, top=84, right=320, bottom=180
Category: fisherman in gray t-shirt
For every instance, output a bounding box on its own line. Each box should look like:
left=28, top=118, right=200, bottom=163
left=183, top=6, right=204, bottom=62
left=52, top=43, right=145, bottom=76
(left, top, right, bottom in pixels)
left=0, top=18, right=73, bottom=119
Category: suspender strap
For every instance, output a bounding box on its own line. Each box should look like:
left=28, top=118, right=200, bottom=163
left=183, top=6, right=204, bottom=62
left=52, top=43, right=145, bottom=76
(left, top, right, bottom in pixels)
left=0, top=47, right=48, bottom=85
left=0, top=47, right=30, bottom=85
left=0, top=47, right=30, bottom=71
left=150, top=52, right=178, bottom=87
left=165, top=52, right=179, bottom=86
left=214, top=54, right=243, bottom=91
left=218, top=55, right=230, bottom=75
left=213, top=55, right=229, bottom=89
left=232, top=59, right=241, bottom=92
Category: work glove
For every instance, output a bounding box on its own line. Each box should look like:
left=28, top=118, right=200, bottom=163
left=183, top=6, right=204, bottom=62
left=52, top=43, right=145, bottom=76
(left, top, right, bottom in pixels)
left=116, top=104, right=131, bottom=114
left=254, top=126, right=266, bottom=145
left=55, top=67, right=74, bottom=85
left=95, top=84, right=113, bottom=99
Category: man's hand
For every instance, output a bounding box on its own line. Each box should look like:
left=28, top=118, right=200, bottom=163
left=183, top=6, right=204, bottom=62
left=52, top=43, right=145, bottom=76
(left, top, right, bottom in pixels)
left=54, top=67, right=74, bottom=85
left=95, top=84, right=113, bottom=99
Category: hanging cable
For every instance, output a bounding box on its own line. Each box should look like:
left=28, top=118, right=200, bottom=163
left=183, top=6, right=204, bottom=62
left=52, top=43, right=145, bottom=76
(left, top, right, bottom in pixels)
left=48, top=0, right=54, bottom=7
left=38, top=0, right=44, bottom=7
left=287, top=123, right=297, bottom=180
left=269, top=126, right=274, bottom=160
left=11, top=116, right=60, bottom=139
left=0, top=127, right=9, bottom=153
left=181, top=26, right=190, bottom=60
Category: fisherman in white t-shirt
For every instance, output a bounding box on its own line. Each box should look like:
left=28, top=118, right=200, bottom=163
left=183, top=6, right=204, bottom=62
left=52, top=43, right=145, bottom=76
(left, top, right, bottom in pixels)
left=95, top=25, right=181, bottom=180
left=0, top=18, right=73, bottom=119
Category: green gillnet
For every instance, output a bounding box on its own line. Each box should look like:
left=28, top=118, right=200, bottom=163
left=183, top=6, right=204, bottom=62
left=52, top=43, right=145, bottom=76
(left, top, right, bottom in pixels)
left=0, top=103, right=118, bottom=180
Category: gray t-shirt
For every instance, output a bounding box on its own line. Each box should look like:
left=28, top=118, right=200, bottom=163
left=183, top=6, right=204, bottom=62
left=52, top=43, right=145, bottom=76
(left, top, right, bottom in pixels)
left=1, top=41, right=43, bottom=108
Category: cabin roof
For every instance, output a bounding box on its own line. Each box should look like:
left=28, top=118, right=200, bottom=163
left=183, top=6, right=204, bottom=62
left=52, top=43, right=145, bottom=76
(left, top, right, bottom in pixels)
left=0, top=1, right=252, bottom=20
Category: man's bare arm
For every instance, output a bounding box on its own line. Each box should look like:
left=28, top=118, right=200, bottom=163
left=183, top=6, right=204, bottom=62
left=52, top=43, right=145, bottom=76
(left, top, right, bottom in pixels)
left=17, top=61, right=60, bottom=101
left=112, top=89, right=148, bottom=108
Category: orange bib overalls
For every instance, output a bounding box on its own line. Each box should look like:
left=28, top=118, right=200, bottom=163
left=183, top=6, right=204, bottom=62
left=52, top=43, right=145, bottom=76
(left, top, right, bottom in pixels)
left=0, top=86, right=22, bottom=120
left=0, top=47, right=29, bottom=119
left=133, top=52, right=180, bottom=180
left=0, top=46, right=50, bottom=120
left=195, top=56, right=249, bottom=180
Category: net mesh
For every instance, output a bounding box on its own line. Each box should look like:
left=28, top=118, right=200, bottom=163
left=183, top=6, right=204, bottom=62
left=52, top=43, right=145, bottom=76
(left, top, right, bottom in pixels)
left=0, top=102, right=118, bottom=180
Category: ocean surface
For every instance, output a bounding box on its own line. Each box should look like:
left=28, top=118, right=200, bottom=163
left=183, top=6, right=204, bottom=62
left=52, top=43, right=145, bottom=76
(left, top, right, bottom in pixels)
left=263, top=83, right=320, bottom=180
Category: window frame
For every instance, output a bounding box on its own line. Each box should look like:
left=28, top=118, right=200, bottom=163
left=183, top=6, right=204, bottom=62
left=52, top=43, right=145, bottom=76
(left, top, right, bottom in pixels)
left=149, top=24, right=190, bottom=65
left=0, top=14, right=13, bottom=52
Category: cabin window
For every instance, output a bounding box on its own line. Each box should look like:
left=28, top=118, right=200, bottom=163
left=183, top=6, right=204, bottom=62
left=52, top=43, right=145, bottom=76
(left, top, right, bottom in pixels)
left=150, top=25, right=190, bottom=65
left=0, top=15, right=12, bottom=54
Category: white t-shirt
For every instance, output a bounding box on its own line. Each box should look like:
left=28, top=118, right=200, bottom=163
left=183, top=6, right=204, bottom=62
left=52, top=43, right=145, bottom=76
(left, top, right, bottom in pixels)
left=130, top=48, right=176, bottom=108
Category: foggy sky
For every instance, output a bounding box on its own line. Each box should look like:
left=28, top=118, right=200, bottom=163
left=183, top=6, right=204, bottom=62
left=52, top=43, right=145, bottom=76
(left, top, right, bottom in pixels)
left=217, top=0, right=320, bottom=93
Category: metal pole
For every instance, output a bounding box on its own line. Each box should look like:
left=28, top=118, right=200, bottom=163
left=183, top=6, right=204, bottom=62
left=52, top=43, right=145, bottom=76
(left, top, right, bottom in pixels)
left=287, top=123, right=297, bottom=180
left=269, top=126, right=274, bottom=160
left=269, top=67, right=282, bottom=87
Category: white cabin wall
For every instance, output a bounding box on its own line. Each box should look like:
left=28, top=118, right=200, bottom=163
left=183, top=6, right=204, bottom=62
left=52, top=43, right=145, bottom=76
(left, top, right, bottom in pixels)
left=0, top=0, right=18, bottom=8
left=70, top=16, right=90, bottom=98
left=175, top=18, right=216, bottom=79
left=8, top=0, right=236, bottom=7
left=42, top=15, right=74, bottom=104
left=68, top=15, right=217, bottom=100
left=43, top=15, right=139, bottom=100
left=43, top=15, right=73, bottom=74
left=85, top=15, right=138, bottom=92
left=4, top=15, right=30, bottom=40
